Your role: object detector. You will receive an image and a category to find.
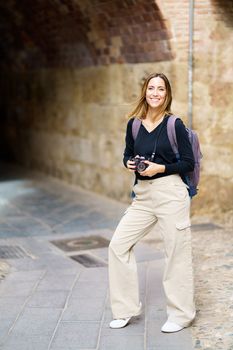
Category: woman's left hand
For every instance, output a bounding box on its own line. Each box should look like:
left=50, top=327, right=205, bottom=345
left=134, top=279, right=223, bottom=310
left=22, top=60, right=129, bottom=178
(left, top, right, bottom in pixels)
left=139, top=161, right=165, bottom=177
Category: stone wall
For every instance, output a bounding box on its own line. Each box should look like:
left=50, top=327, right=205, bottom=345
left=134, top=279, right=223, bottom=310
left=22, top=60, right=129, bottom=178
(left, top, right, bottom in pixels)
left=192, top=0, right=233, bottom=221
left=1, top=0, right=233, bottom=222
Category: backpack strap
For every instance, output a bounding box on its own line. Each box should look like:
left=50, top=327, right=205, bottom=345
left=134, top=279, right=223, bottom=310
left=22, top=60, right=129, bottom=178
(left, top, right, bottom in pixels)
left=167, top=115, right=180, bottom=159
left=167, top=115, right=193, bottom=195
left=132, top=118, right=142, bottom=141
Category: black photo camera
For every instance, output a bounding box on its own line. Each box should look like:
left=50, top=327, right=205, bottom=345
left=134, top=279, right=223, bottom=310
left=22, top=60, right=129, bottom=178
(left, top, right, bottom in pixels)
left=131, top=156, right=149, bottom=172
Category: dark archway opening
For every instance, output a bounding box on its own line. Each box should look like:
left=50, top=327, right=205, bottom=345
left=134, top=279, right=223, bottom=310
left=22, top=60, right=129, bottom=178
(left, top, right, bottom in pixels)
left=0, top=0, right=173, bottom=162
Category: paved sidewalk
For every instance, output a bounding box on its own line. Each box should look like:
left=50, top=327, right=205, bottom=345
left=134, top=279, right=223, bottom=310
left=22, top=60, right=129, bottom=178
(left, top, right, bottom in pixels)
left=0, top=163, right=194, bottom=350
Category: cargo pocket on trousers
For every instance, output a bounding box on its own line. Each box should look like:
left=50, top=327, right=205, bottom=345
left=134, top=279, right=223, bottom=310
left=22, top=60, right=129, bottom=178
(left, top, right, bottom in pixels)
left=176, top=221, right=191, bottom=230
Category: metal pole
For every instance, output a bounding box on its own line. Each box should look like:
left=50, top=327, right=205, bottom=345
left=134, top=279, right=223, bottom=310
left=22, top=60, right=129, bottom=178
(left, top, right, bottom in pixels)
left=188, top=0, right=194, bottom=129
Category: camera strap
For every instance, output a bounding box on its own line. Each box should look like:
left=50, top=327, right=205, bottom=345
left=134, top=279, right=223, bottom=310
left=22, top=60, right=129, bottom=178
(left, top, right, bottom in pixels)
left=150, top=120, right=165, bottom=162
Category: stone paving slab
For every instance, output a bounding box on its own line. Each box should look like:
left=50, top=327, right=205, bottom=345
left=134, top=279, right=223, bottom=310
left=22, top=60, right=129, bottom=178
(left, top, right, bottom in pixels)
left=0, top=163, right=194, bottom=350
left=49, top=321, right=101, bottom=350
left=98, top=334, right=145, bottom=350
left=8, top=307, right=62, bottom=337
left=71, top=280, right=108, bottom=299
left=36, top=274, right=77, bottom=291
left=5, top=270, right=45, bottom=282
left=0, top=280, right=38, bottom=297
left=27, top=290, right=69, bottom=308
left=2, top=335, right=52, bottom=350
left=62, top=297, right=106, bottom=321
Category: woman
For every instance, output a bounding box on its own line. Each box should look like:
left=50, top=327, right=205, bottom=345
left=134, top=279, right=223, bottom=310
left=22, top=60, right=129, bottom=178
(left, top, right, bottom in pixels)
left=108, top=72, right=196, bottom=333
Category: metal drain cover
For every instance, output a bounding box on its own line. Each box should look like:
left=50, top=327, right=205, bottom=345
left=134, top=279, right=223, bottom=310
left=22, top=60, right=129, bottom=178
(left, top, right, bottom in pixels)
left=71, top=254, right=107, bottom=268
left=0, top=245, right=29, bottom=259
left=51, top=235, right=110, bottom=252
left=191, top=223, right=222, bottom=231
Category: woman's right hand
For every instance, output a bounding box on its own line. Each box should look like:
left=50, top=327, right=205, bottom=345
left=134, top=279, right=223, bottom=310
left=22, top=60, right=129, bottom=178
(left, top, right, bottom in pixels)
left=126, top=158, right=136, bottom=172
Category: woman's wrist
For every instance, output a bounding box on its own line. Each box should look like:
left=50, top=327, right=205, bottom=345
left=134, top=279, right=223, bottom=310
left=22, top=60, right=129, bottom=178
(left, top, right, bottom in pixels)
left=158, top=164, right=165, bottom=173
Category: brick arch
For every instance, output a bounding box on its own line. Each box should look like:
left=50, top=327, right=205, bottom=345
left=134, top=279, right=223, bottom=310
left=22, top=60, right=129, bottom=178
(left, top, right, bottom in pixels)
left=85, top=0, right=173, bottom=65
left=0, top=0, right=173, bottom=69
left=212, top=0, right=233, bottom=26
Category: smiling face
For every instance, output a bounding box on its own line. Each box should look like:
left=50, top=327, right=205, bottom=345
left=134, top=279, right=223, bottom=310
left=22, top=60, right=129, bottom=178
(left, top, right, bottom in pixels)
left=145, top=76, right=167, bottom=110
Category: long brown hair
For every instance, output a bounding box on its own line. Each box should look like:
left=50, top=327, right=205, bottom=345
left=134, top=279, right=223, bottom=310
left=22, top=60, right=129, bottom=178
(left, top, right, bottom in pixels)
left=127, top=73, right=172, bottom=120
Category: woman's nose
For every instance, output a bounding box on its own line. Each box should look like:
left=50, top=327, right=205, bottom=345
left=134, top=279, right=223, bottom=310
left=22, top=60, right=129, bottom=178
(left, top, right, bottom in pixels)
left=152, top=89, right=159, bottom=96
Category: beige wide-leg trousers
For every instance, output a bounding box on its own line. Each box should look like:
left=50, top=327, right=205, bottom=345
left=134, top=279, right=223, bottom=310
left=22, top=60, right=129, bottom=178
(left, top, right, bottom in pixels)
left=108, top=174, right=196, bottom=327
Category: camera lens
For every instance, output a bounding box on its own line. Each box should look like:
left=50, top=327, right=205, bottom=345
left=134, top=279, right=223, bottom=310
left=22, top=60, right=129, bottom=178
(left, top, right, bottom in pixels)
left=137, top=161, right=147, bottom=172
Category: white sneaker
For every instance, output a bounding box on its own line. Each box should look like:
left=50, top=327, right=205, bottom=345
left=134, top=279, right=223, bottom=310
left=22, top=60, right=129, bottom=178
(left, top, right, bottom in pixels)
left=161, top=321, right=184, bottom=333
left=109, top=302, right=142, bottom=329
left=109, top=317, right=131, bottom=329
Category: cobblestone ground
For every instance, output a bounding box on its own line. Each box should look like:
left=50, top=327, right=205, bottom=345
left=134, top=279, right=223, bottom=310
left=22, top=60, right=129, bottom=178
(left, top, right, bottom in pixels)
left=191, top=225, right=233, bottom=350
left=0, top=261, right=10, bottom=280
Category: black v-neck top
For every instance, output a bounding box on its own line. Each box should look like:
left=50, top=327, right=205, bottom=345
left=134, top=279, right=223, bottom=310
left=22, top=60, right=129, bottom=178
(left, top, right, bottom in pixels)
left=123, top=116, right=195, bottom=181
